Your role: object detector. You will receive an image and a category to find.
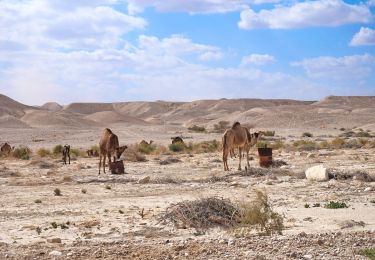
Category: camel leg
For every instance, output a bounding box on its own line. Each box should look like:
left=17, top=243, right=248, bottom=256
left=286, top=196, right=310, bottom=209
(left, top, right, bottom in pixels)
left=99, top=154, right=102, bottom=175
left=246, top=148, right=250, bottom=167
left=103, top=155, right=106, bottom=174
left=238, top=147, right=242, bottom=170
left=107, top=153, right=112, bottom=173
left=223, top=149, right=229, bottom=171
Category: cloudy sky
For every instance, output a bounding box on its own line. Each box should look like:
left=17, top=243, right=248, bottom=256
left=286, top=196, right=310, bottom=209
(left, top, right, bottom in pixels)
left=0, top=0, right=374, bottom=105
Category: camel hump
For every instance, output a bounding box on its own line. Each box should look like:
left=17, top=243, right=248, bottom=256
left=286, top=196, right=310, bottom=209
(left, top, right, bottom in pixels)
left=232, top=122, right=241, bottom=129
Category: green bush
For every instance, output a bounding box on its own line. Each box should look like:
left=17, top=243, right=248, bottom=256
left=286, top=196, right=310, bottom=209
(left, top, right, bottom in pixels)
left=359, top=248, right=375, bottom=259
left=324, top=201, right=348, bottom=209
left=138, top=144, right=156, bottom=154
left=12, top=146, right=32, bottom=160
left=293, top=140, right=317, bottom=151
left=36, top=148, right=51, bottom=157
left=169, top=142, right=186, bottom=152
left=52, top=145, right=63, bottom=155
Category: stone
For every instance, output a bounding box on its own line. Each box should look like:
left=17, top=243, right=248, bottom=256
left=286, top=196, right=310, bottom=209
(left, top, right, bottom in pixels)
left=137, top=176, right=150, bottom=184
left=49, top=251, right=62, bottom=257
left=47, top=238, right=61, bottom=243
left=305, top=165, right=328, bottom=181
left=303, top=254, right=313, bottom=259
left=364, top=187, right=372, bottom=192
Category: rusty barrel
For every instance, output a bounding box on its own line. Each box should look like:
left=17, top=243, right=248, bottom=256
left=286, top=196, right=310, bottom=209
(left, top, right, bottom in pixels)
left=110, top=160, right=125, bottom=174
left=258, top=147, right=273, bottom=168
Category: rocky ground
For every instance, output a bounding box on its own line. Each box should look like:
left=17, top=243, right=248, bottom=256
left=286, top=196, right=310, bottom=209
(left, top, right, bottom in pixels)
left=0, top=139, right=374, bottom=259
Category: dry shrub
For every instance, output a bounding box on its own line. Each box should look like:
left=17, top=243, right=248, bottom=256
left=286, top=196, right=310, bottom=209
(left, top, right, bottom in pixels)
left=238, top=190, right=284, bottom=235
left=262, top=130, right=275, bottom=137
left=169, top=142, right=186, bottom=152
left=234, top=167, right=288, bottom=177
left=212, top=120, right=230, bottom=133
left=36, top=148, right=51, bottom=157
left=330, top=137, right=346, bottom=148
left=162, top=197, right=239, bottom=229
left=190, top=140, right=221, bottom=153
left=200, top=175, right=230, bottom=183
left=52, top=145, right=63, bottom=155
left=138, top=143, right=156, bottom=155
left=159, top=157, right=181, bottom=165
left=79, top=220, right=100, bottom=228
left=152, top=176, right=182, bottom=184
left=124, top=146, right=147, bottom=162
left=328, top=168, right=374, bottom=182
left=70, top=148, right=85, bottom=158
left=188, top=125, right=206, bottom=132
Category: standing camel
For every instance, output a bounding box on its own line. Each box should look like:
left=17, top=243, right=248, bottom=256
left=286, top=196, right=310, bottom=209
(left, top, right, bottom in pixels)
left=222, top=122, right=250, bottom=171
left=99, top=128, right=128, bottom=174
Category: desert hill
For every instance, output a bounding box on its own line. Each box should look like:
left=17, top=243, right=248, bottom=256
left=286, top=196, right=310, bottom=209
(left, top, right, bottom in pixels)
left=0, top=94, right=374, bottom=130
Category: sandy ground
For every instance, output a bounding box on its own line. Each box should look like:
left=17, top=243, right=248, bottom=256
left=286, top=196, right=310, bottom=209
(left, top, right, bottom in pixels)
left=0, top=127, right=374, bottom=259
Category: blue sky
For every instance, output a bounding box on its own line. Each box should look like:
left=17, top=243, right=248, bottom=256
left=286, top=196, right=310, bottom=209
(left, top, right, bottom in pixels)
left=0, top=0, right=374, bottom=105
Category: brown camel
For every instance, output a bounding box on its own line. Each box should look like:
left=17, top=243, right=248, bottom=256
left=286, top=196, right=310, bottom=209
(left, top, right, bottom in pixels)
left=99, top=128, right=128, bottom=174
left=222, top=122, right=250, bottom=171
left=171, top=137, right=184, bottom=144
left=140, top=140, right=153, bottom=146
left=0, top=142, right=12, bottom=156
left=62, top=145, right=71, bottom=165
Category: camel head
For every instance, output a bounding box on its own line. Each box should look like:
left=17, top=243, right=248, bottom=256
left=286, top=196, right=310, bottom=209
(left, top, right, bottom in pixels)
left=115, top=145, right=128, bottom=159
left=149, top=140, right=154, bottom=145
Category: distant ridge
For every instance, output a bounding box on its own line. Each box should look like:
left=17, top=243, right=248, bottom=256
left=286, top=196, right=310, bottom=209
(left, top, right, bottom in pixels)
left=0, top=94, right=374, bottom=129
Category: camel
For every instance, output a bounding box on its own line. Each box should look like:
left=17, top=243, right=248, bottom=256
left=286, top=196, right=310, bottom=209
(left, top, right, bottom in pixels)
left=231, top=130, right=263, bottom=158
left=171, top=137, right=184, bottom=144
left=62, top=145, right=71, bottom=165
left=222, top=122, right=250, bottom=171
left=99, top=128, right=128, bottom=174
left=0, top=142, right=12, bottom=156
left=140, top=140, right=153, bottom=146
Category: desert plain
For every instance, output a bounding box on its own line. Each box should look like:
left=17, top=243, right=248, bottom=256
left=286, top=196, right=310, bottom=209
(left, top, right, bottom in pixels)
left=0, top=94, right=374, bottom=259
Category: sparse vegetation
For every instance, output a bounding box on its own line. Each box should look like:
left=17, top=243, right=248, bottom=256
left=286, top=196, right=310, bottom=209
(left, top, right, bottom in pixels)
left=188, top=125, right=206, bottom=132
left=262, top=130, right=275, bottom=137
left=119, top=209, right=124, bottom=214
left=304, top=204, right=310, bottom=208
left=54, top=188, right=62, bottom=196
left=36, top=227, right=42, bottom=235
left=70, top=148, right=85, bottom=158
left=36, top=148, right=51, bottom=157
left=238, top=190, right=284, bottom=235
left=312, top=203, right=321, bottom=207
left=169, top=142, right=186, bottom=152
left=359, top=248, right=375, bottom=259
left=81, top=188, right=87, bottom=194
left=212, top=120, right=230, bottom=133
left=34, top=199, right=42, bottom=204
left=302, top=132, right=313, bottom=137
left=138, top=143, right=156, bottom=154
left=324, top=201, right=348, bottom=209
left=52, top=145, right=63, bottom=155
left=105, top=185, right=111, bottom=190
left=12, top=146, right=32, bottom=160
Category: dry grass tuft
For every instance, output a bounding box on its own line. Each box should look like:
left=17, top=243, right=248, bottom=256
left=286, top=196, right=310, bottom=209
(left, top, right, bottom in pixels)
left=161, top=197, right=239, bottom=229
left=152, top=176, right=182, bottom=184
left=159, top=157, right=182, bottom=165
left=28, top=159, right=55, bottom=169
left=238, top=190, right=284, bottom=235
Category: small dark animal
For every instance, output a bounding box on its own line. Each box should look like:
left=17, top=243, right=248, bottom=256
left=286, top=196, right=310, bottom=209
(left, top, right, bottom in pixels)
left=0, top=142, right=12, bottom=156
left=171, top=136, right=184, bottom=144
left=87, top=149, right=93, bottom=157
left=62, top=145, right=71, bottom=165
left=99, top=128, right=128, bottom=174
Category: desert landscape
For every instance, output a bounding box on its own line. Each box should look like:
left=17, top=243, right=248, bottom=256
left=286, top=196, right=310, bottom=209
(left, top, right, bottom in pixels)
left=0, top=94, right=374, bottom=259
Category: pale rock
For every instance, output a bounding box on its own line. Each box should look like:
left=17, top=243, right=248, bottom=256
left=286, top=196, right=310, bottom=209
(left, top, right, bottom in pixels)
left=137, top=176, right=150, bottom=184
left=49, top=251, right=62, bottom=257
left=305, top=165, right=328, bottom=181
left=364, top=187, right=372, bottom=192
left=47, top=238, right=61, bottom=243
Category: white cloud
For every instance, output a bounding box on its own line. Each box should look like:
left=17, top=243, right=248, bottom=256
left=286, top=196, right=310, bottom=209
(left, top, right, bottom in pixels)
left=350, top=27, right=375, bottom=46
left=126, top=0, right=279, bottom=14
left=291, top=54, right=375, bottom=80
left=239, top=0, right=373, bottom=29
left=241, top=54, right=276, bottom=65
left=0, top=0, right=146, bottom=50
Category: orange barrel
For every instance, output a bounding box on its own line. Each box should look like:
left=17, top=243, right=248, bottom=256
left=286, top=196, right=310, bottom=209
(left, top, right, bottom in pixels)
left=258, top=147, right=272, bottom=168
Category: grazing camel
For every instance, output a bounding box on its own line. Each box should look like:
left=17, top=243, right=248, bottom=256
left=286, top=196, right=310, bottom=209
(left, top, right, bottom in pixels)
left=62, top=145, right=71, bottom=165
left=171, top=137, right=184, bottom=144
left=99, top=128, right=128, bottom=174
left=140, top=140, right=153, bottom=146
left=0, top=142, right=12, bottom=156
left=222, top=122, right=250, bottom=171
